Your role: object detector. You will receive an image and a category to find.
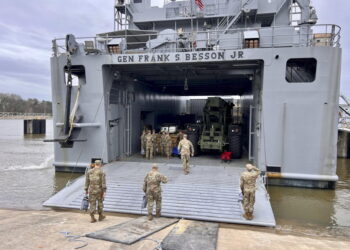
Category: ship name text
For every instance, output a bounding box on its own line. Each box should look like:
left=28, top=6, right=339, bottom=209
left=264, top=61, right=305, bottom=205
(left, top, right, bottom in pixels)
left=114, top=50, right=244, bottom=64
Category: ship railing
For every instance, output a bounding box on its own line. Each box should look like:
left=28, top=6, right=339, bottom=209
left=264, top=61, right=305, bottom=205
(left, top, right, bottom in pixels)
left=52, top=24, right=341, bottom=56
left=165, top=1, right=229, bottom=18
left=163, top=0, right=250, bottom=18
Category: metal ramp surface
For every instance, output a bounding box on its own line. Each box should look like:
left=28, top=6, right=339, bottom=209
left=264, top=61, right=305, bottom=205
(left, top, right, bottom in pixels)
left=44, top=161, right=275, bottom=227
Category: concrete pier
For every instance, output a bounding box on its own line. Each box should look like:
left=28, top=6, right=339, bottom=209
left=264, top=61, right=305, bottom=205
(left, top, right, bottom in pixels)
left=24, top=119, right=46, bottom=134
left=338, top=129, right=350, bottom=158
left=0, top=209, right=349, bottom=250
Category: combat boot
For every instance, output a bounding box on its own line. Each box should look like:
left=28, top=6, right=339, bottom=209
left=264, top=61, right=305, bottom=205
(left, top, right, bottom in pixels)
left=98, top=213, right=106, bottom=221
left=90, top=214, right=97, bottom=223
left=155, top=210, right=161, bottom=218
left=243, top=212, right=249, bottom=220
left=248, top=212, right=254, bottom=220
left=148, top=214, right=153, bottom=221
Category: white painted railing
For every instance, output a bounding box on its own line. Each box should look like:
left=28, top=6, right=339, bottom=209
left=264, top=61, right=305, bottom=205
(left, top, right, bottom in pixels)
left=52, top=24, right=341, bottom=56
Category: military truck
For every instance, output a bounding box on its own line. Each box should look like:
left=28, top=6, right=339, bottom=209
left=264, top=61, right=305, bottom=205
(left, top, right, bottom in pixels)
left=186, top=97, right=242, bottom=158
left=198, top=97, right=232, bottom=151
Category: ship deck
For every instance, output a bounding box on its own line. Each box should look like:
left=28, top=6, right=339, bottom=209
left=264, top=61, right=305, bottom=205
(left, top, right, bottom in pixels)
left=44, top=159, right=276, bottom=227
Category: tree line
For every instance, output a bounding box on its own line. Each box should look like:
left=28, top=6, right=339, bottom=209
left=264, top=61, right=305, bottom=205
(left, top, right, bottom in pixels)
left=0, top=93, right=52, bottom=114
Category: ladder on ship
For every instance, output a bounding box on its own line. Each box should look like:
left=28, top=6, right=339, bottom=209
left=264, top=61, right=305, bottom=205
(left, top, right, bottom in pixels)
left=114, top=0, right=134, bottom=31
left=216, top=0, right=256, bottom=34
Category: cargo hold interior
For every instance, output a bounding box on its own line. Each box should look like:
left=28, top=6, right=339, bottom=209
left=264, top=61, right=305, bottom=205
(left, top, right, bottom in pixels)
left=102, top=60, right=263, bottom=163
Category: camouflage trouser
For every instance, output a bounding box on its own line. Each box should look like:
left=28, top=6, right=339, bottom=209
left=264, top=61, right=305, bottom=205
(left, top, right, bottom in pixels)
left=165, top=145, right=172, bottom=158
left=147, top=190, right=162, bottom=215
left=89, top=193, right=104, bottom=215
left=243, top=190, right=255, bottom=213
left=181, top=154, right=190, bottom=172
left=153, top=143, right=157, bottom=155
left=141, top=143, right=145, bottom=155
left=146, top=146, right=153, bottom=159
left=160, top=144, right=166, bottom=156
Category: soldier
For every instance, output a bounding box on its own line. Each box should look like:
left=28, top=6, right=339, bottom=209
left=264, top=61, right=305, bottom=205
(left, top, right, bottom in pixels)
left=178, top=134, right=194, bottom=174
left=160, top=131, right=167, bottom=156
left=152, top=130, right=158, bottom=156
left=240, top=164, right=260, bottom=220
left=165, top=132, right=173, bottom=159
left=143, top=164, right=168, bottom=221
left=140, top=130, right=146, bottom=156
left=84, top=159, right=107, bottom=223
left=145, top=130, right=154, bottom=159
left=177, top=131, right=184, bottom=142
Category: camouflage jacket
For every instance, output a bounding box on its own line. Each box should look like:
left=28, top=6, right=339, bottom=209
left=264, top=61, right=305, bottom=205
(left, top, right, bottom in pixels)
left=143, top=170, right=168, bottom=194
left=160, top=134, right=167, bottom=145
left=145, top=134, right=153, bottom=147
left=165, top=134, right=172, bottom=147
left=240, top=169, right=260, bottom=193
left=84, top=168, right=107, bottom=195
left=151, top=133, right=158, bottom=145
left=178, top=138, right=194, bottom=155
left=140, top=133, right=146, bottom=146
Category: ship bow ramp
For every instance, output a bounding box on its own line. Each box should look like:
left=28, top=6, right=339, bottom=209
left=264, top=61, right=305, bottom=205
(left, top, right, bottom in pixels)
left=44, top=161, right=276, bottom=227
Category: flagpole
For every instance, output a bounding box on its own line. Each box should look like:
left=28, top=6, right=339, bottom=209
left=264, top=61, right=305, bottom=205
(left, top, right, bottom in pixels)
left=190, top=0, right=194, bottom=38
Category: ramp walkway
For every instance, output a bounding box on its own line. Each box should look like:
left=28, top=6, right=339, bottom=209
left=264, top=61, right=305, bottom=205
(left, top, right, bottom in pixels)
left=44, top=161, right=275, bottom=227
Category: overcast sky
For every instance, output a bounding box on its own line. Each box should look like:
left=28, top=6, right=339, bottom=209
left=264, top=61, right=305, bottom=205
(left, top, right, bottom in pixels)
left=0, top=0, right=348, bottom=100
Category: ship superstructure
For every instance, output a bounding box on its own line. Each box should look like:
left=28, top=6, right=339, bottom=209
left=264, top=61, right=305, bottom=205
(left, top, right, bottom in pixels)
left=50, top=0, right=342, bottom=188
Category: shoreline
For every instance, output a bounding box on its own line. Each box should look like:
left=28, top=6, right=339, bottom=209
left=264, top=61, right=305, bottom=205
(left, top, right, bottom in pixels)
left=0, top=208, right=349, bottom=250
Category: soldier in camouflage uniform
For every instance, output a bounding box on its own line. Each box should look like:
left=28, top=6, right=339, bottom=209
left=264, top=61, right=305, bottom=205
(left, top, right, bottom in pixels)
left=160, top=131, right=166, bottom=156
left=143, top=164, right=168, bottom=220
left=165, top=132, right=173, bottom=159
left=177, top=131, right=184, bottom=142
left=240, top=164, right=260, bottom=220
left=84, top=159, right=107, bottom=223
left=178, top=134, right=194, bottom=174
left=151, top=130, right=158, bottom=156
left=145, top=130, right=154, bottom=159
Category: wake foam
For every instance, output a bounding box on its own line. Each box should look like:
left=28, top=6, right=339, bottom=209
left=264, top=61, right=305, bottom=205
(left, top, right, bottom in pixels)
left=4, top=155, right=54, bottom=171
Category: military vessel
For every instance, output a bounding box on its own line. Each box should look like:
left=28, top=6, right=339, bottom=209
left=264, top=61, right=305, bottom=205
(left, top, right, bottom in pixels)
left=49, top=0, right=342, bottom=189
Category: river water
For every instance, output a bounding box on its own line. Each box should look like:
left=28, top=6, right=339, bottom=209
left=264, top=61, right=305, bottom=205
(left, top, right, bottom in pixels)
left=0, top=119, right=349, bottom=237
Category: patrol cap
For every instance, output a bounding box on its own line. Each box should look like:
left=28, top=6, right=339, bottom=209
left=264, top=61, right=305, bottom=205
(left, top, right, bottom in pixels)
left=152, top=164, right=158, bottom=169
left=246, top=164, right=254, bottom=171
left=95, top=159, right=102, bottom=165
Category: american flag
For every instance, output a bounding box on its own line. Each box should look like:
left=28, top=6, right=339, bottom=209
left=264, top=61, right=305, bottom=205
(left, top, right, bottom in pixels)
left=195, top=0, right=204, bottom=10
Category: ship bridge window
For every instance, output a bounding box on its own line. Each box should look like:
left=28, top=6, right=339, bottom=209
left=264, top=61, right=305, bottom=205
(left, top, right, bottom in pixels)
left=286, top=58, right=317, bottom=83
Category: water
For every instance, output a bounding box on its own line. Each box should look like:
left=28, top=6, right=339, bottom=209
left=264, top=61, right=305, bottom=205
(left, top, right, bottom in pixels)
left=268, top=158, right=350, bottom=237
left=0, top=119, right=80, bottom=210
left=0, top=120, right=349, bottom=237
